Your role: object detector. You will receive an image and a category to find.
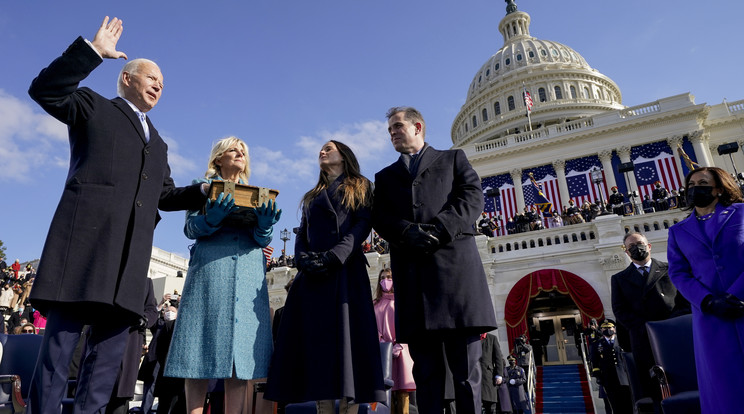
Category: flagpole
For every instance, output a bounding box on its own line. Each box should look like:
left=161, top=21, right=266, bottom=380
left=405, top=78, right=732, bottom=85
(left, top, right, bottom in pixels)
left=523, top=82, right=533, bottom=132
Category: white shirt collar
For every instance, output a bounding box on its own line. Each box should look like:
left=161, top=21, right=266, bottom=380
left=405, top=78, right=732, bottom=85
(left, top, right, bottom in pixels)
left=633, top=259, right=652, bottom=269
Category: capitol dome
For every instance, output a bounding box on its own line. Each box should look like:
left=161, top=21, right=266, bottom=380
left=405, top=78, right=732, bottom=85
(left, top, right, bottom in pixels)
left=452, top=0, right=624, bottom=147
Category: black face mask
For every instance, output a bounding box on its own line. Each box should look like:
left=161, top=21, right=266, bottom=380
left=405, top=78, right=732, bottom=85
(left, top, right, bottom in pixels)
left=627, top=243, right=650, bottom=261
left=686, top=186, right=717, bottom=208
left=602, top=329, right=615, bottom=337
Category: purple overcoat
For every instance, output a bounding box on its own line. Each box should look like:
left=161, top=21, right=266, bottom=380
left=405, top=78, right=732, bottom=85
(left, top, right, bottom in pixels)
left=667, top=203, right=744, bottom=413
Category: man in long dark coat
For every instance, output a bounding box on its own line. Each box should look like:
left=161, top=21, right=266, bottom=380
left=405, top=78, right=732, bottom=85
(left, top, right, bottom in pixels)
left=479, top=333, right=510, bottom=414
left=372, top=106, right=497, bottom=414
left=26, top=17, right=206, bottom=413
left=611, top=232, right=689, bottom=400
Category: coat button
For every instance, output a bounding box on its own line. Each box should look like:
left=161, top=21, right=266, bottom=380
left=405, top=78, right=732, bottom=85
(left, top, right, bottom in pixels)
left=142, top=173, right=148, bottom=180
left=413, top=181, right=419, bottom=186
left=144, top=148, right=150, bottom=155
left=232, top=256, right=238, bottom=260
left=136, top=201, right=143, bottom=207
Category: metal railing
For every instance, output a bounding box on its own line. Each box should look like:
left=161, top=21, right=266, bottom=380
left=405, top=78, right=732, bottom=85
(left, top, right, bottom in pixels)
left=579, top=333, right=601, bottom=413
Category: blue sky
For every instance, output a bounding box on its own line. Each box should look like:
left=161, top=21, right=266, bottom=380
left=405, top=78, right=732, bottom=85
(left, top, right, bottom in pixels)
left=2, top=0, right=742, bottom=262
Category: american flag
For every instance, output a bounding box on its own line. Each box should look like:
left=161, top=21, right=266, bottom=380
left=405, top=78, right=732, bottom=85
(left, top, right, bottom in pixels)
left=482, top=173, right=516, bottom=231
left=523, top=86, right=533, bottom=113
left=262, top=246, right=274, bottom=264
left=565, top=155, right=607, bottom=206
left=631, top=141, right=683, bottom=200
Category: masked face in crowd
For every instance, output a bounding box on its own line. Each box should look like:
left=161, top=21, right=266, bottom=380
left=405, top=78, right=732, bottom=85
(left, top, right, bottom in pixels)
left=602, top=327, right=616, bottom=337
left=686, top=186, right=717, bottom=208
left=624, top=234, right=651, bottom=262
left=379, top=270, right=393, bottom=292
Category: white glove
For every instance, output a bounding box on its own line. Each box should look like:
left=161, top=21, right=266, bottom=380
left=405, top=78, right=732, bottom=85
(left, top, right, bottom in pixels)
left=509, top=379, right=516, bottom=385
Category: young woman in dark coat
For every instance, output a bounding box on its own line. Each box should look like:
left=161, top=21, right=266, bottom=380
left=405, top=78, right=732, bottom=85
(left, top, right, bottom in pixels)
left=265, top=140, right=385, bottom=412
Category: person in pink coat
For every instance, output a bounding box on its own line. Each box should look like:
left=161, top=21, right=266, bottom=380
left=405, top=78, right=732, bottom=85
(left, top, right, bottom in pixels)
left=373, top=268, right=416, bottom=414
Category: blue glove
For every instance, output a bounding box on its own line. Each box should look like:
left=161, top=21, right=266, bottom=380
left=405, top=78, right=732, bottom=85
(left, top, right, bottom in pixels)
left=204, top=192, right=237, bottom=227
left=253, top=199, right=282, bottom=230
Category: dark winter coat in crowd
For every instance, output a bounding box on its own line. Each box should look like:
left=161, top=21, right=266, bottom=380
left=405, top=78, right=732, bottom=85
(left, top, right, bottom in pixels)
left=372, top=147, right=497, bottom=341
left=27, top=36, right=206, bottom=322
left=265, top=175, right=385, bottom=404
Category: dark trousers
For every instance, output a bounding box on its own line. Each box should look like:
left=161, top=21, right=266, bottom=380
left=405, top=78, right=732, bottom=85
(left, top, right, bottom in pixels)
left=408, top=332, right=482, bottom=414
left=28, top=307, right=130, bottom=414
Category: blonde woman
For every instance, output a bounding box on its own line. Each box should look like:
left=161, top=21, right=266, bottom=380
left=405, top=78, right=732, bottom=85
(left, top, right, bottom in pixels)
left=164, top=136, right=281, bottom=413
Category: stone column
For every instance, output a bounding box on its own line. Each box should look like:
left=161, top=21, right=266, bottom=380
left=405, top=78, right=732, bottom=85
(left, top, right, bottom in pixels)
left=552, top=159, right=571, bottom=210
left=616, top=146, right=639, bottom=195
left=598, top=150, right=617, bottom=190
left=690, top=131, right=714, bottom=167
left=667, top=135, right=687, bottom=188
left=510, top=168, right=526, bottom=212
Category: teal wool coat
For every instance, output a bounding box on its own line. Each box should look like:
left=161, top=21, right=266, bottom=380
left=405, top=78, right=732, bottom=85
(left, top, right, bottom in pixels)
left=164, top=178, right=274, bottom=380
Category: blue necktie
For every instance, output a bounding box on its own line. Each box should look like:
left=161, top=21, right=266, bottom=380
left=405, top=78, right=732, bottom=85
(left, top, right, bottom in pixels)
left=137, top=111, right=150, bottom=142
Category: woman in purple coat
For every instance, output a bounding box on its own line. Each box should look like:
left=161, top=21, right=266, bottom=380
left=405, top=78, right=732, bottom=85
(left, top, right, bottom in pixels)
left=667, top=166, right=744, bottom=413
left=265, top=140, right=385, bottom=412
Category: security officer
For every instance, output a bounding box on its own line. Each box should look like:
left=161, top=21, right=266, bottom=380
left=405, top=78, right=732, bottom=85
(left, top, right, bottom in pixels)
left=652, top=181, right=669, bottom=211
left=591, top=321, right=633, bottom=414
left=608, top=186, right=626, bottom=216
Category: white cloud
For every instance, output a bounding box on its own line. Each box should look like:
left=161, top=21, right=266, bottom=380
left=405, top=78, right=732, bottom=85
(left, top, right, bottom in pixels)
left=249, top=119, right=394, bottom=186
left=0, top=90, right=68, bottom=182
left=160, top=135, right=199, bottom=182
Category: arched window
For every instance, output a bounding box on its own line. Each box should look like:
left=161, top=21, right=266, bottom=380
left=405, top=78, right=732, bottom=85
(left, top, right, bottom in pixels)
left=482, top=108, right=488, bottom=122
left=538, top=88, right=547, bottom=102
left=472, top=115, right=477, bottom=128
left=494, top=102, right=501, bottom=115
left=554, top=86, right=563, bottom=99
left=508, top=96, right=515, bottom=111
left=570, top=86, right=577, bottom=99
left=583, top=87, right=590, bottom=99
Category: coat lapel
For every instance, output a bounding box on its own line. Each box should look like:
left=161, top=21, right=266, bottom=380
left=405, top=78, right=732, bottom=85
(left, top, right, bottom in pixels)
left=710, top=205, right=736, bottom=242
left=675, top=214, right=707, bottom=245
left=414, top=145, right=442, bottom=180
left=643, top=260, right=665, bottom=296
left=113, top=97, right=148, bottom=145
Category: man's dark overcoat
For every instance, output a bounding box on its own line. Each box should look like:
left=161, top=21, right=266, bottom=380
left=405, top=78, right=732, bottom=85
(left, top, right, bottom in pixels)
left=480, top=333, right=508, bottom=411
left=372, top=146, right=497, bottom=342
left=610, top=258, right=689, bottom=397
left=265, top=176, right=385, bottom=404
left=112, top=279, right=158, bottom=399
left=27, top=37, right=205, bottom=321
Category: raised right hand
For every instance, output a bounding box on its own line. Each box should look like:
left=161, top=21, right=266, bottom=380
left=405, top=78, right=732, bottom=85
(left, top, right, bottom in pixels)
left=91, top=16, right=128, bottom=60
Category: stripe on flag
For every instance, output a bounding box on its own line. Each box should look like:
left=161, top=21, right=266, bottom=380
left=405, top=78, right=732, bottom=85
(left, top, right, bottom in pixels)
left=523, top=88, right=533, bottom=113
left=262, top=246, right=274, bottom=264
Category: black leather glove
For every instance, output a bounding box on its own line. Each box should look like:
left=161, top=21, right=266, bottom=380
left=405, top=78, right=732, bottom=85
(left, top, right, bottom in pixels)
left=295, top=252, right=318, bottom=272
left=701, top=294, right=744, bottom=319
left=402, top=224, right=440, bottom=252
left=303, top=251, right=340, bottom=277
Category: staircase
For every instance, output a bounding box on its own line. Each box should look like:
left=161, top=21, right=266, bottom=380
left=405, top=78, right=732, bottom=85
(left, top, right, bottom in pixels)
left=535, top=364, right=594, bottom=414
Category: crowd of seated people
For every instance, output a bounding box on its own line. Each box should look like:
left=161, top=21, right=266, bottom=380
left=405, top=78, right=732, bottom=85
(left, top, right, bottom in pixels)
left=0, top=261, right=44, bottom=335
